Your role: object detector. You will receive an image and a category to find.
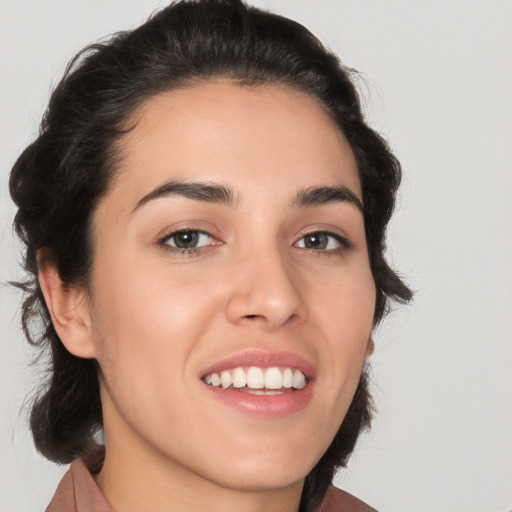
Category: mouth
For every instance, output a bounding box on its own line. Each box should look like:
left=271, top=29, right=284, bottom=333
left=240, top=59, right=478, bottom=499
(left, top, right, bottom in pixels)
left=202, top=366, right=307, bottom=395
left=199, top=350, right=315, bottom=417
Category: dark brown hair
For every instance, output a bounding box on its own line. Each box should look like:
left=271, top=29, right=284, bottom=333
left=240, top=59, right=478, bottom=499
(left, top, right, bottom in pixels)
left=9, top=1, right=412, bottom=510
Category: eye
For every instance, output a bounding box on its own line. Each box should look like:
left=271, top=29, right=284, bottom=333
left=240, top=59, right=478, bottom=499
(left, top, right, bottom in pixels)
left=160, top=230, right=214, bottom=251
left=295, top=232, right=349, bottom=251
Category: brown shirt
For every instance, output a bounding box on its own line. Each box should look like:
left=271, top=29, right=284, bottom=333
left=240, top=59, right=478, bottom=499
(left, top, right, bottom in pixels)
left=46, top=459, right=377, bottom=512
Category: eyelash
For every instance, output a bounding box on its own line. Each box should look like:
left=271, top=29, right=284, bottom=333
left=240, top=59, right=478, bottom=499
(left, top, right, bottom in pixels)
left=157, top=229, right=351, bottom=255
left=295, top=231, right=351, bottom=254
left=158, top=229, right=215, bottom=254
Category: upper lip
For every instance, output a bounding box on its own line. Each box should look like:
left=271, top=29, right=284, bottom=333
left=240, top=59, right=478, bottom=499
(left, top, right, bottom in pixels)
left=200, top=349, right=316, bottom=380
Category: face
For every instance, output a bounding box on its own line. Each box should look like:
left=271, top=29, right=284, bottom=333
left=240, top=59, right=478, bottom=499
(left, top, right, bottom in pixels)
left=86, top=82, right=375, bottom=491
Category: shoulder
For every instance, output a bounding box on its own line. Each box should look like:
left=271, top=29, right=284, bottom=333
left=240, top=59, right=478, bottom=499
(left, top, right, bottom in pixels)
left=317, top=485, right=378, bottom=512
left=46, top=458, right=113, bottom=512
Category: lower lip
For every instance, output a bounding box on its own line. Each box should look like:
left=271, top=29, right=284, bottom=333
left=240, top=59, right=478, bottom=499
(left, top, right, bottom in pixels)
left=203, top=383, right=314, bottom=417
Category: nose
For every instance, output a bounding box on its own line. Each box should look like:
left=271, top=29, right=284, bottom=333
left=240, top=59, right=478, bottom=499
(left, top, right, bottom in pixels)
left=225, top=245, right=308, bottom=330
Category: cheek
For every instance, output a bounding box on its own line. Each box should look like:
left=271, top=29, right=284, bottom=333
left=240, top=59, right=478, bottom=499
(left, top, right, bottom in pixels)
left=309, top=265, right=375, bottom=401
left=92, top=265, right=216, bottom=350
left=88, top=256, right=222, bottom=397
left=313, top=265, right=376, bottom=342
left=89, top=267, right=221, bottom=448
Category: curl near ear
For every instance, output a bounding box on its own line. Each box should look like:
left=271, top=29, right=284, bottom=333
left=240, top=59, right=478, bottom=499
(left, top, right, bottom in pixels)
left=37, top=252, right=96, bottom=359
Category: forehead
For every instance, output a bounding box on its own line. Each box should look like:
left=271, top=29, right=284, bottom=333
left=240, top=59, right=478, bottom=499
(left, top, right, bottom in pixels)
left=108, top=81, right=361, bottom=209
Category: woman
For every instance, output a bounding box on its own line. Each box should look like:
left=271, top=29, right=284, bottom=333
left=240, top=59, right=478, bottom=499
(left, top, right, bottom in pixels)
left=9, top=0, right=411, bottom=510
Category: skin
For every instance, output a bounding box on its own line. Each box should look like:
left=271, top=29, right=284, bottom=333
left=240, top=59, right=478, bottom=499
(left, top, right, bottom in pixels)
left=39, top=81, right=376, bottom=512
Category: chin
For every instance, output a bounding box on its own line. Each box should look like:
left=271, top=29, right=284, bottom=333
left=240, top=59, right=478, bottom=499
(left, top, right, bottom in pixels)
left=187, top=446, right=320, bottom=493
left=208, top=468, right=308, bottom=493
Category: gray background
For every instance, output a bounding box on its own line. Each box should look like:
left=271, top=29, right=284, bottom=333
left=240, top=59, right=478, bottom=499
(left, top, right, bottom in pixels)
left=1, top=1, right=511, bottom=510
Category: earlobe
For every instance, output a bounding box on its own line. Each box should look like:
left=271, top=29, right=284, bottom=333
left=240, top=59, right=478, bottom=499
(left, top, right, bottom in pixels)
left=364, top=337, right=375, bottom=359
left=37, top=252, right=96, bottom=359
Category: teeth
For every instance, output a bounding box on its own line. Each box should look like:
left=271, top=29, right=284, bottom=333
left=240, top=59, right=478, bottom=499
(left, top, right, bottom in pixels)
left=264, top=367, right=282, bottom=389
left=232, top=367, right=246, bottom=388
left=211, top=373, right=221, bottom=387
left=221, top=370, right=232, bottom=389
left=247, top=367, right=265, bottom=389
left=203, top=366, right=307, bottom=391
left=282, top=368, right=293, bottom=388
left=292, top=369, right=306, bottom=390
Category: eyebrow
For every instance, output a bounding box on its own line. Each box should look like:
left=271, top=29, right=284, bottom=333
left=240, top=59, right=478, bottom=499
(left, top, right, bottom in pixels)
left=290, top=185, right=364, bottom=213
left=133, top=180, right=238, bottom=212
left=132, top=180, right=363, bottom=214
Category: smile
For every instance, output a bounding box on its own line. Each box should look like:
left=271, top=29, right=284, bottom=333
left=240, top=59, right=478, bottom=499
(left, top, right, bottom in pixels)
left=203, top=366, right=307, bottom=392
left=199, top=350, right=315, bottom=416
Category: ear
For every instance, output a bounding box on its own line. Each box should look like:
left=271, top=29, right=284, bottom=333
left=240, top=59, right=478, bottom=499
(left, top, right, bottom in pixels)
left=37, top=252, right=96, bottom=359
left=364, top=337, right=375, bottom=359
